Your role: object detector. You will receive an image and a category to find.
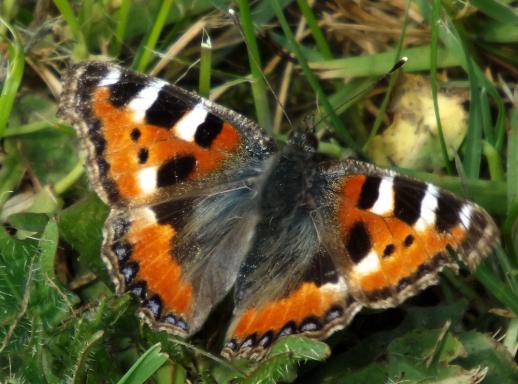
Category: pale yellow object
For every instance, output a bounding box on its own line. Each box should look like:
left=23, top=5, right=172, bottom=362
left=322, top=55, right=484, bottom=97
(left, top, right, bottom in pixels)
left=368, top=74, right=468, bottom=171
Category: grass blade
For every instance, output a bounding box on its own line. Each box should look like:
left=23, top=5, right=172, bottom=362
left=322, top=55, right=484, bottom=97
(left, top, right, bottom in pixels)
left=296, top=0, right=333, bottom=59
left=470, top=0, right=518, bottom=24
left=310, top=45, right=460, bottom=79
left=430, top=0, right=453, bottom=174
left=53, top=0, right=88, bottom=56
left=198, top=30, right=212, bottom=98
left=364, top=0, right=410, bottom=148
left=236, top=0, right=273, bottom=133
left=111, top=0, right=131, bottom=57
left=508, top=108, right=518, bottom=208
left=475, top=261, right=518, bottom=317
left=0, top=18, right=24, bottom=138
left=270, top=0, right=361, bottom=153
left=116, top=343, right=169, bottom=384
left=134, top=0, right=174, bottom=72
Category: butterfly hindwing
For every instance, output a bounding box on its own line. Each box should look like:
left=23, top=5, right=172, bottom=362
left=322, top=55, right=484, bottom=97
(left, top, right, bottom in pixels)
left=222, top=151, right=362, bottom=359
left=104, top=184, right=260, bottom=336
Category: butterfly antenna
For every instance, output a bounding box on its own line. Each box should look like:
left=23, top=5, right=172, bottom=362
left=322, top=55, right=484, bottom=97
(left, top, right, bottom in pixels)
left=310, top=57, right=408, bottom=132
left=228, top=8, right=295, bottom=131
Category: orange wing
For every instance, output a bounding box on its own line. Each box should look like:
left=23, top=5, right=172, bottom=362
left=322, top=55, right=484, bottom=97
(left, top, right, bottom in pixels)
left=223, top=248, right=361, bottom=360
left=59, top=61, right=273, bottom=337
left=316, top=160, right=499, bottom=308
left=223, top=159, right=498, bottom=360
left=59, top=61, right=274, bottom=207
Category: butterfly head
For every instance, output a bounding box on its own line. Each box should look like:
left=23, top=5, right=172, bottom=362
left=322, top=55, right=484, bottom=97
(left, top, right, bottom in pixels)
left=287, top=127, right=318, bottom=154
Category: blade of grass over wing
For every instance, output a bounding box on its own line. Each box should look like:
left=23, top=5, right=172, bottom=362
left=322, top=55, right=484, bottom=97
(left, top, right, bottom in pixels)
left=270, top=0, right=361, bottom=154
left=111, top=0, right=131, bottom=57
left=134, top=0, right=174, bottom=72
left=430, top=0, right=453, bottom=175
left=235, top=1, right=273, bottom=133
left=198, top=30, right=212, bottom=98
left=295, top=0, right=333, bottom=59
left=0, top=18, right=24, bottom=138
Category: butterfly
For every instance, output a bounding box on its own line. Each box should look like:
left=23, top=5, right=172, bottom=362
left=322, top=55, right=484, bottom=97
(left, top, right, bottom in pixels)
left=58, top=61, right=499, bottom=360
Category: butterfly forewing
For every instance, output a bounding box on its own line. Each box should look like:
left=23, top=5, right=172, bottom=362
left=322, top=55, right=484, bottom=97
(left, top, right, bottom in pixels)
left=59, top=61, right=275, bottom=207
left=314, top=160, right=499, bottom=308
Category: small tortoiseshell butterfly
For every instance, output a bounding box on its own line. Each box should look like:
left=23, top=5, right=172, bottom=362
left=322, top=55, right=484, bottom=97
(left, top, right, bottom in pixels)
left=58, top=62, right=499, bottom=360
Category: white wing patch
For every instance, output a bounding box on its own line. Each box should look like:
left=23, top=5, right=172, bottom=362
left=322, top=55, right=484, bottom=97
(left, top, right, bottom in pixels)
left=128, top=81, right=167, bottom=123
left=415, top=184, right=439, bottom=232
left=137, top=167, right=157, bottom=194
left=99, top=69, right=121, bottom=86
left=131, top=207, right=158, bottom=225
left=354, top=250, right=381, bottom=275
left=460, top=204, right=473, bottom=229
left=370, top=177, right=394, bottom=215
left=173, top=103, right=208, bottom=142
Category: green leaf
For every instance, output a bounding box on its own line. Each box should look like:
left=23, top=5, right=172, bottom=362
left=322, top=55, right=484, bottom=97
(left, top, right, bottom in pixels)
left=8, top=212, right=49, bottom=234
left=469, top=0, right=518, bottom=24
left=58, top=194, right=109, bottom=282
left=387, top=328, right=466, bottom=365
left=508, top=108, right=518, bottom=208
left=309, top=45, right=460, bottom=79
left=268, top=335, right=330, bottom=361
left=240, top=336, right=329, bottom=384
left=15, top=128, right=78, bottom=185
left=116, top=343, right=169, bottom=384
left=456, top=331, right=518, bottom=384
left=0, top=18, right=24, bottom=138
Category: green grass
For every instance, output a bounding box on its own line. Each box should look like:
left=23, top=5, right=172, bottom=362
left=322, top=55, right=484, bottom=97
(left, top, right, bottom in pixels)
left=1, top=1, right=518, bottom=383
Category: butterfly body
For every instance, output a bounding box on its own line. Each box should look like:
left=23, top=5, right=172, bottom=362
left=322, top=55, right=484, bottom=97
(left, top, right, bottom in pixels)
left=58, top=61, right=499, bottom=360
